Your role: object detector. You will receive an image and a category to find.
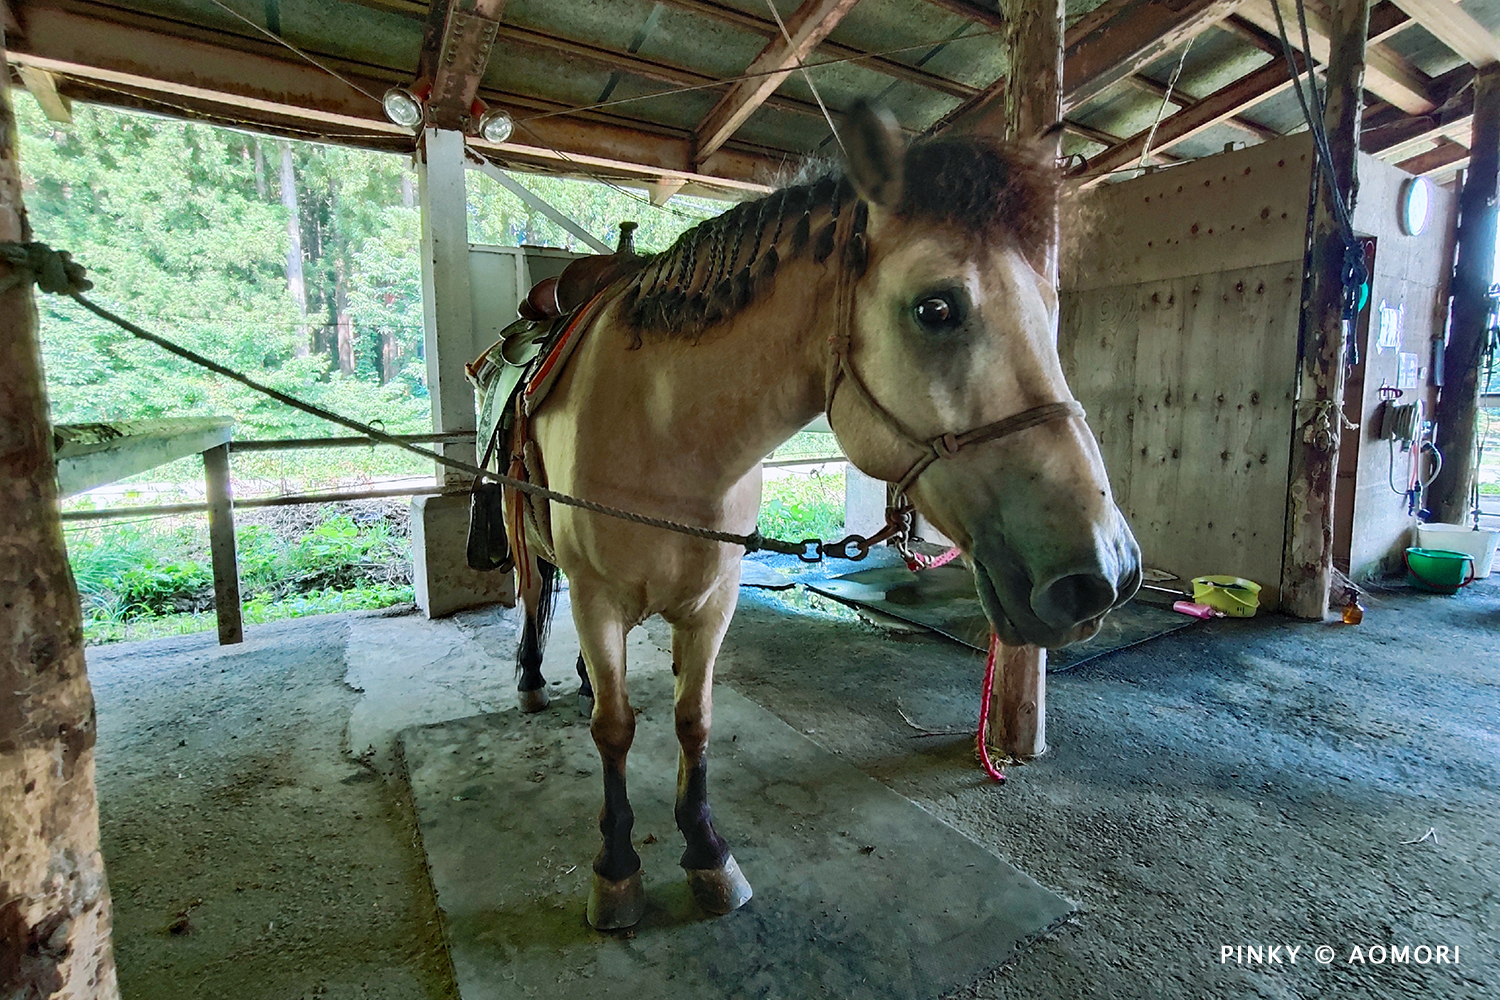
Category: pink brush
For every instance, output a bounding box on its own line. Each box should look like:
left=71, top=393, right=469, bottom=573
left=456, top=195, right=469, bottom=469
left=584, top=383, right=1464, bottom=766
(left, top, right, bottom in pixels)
left=1172, top=600, right=1220, bottom=619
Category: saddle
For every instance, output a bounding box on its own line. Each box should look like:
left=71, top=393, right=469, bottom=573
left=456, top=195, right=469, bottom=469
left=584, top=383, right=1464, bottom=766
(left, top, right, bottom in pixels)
left=464, top=224, right=644, bottom=573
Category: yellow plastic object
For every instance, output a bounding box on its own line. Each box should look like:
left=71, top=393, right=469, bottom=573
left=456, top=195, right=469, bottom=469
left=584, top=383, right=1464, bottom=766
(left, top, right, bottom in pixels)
left=1191, top=575, right=1262, bottom=617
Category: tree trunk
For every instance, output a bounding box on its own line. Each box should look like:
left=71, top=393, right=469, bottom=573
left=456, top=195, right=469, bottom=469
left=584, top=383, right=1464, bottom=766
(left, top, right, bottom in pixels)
left=1430, top=66, right=1500, bottom=524
left=0, top=60, right=120, bottom=1000
left=1281, top=0, right=1371, bottom=619
left=253, top=140, right=267, bottom=200
left=279, top=143, right=308, bottom=357
left=335, top=257, right=354, bottom=376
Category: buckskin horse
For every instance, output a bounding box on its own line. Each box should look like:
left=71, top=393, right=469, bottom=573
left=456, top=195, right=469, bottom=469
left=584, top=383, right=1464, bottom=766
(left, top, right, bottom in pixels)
left=486, top=102, right=1141, bottom=929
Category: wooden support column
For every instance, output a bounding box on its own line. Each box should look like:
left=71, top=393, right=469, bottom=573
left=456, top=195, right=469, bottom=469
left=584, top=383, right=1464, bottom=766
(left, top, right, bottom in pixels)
left=1281, top=0, right=1371, bottom=619
left=1430, top=65, right=1500, bottom=523
left=985, top=0, right=1063, bottom=761
left=0, top=48, right=119, bottom=1000
left=203, top=443, right=243, bottom=645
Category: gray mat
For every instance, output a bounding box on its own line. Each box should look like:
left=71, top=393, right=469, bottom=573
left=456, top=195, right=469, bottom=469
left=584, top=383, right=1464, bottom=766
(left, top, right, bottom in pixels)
left=806, top=563, right=1194, bottom=669
left=400, top=677, right=1072, bottom=1000
left=738, top=560, right=794, bottom=590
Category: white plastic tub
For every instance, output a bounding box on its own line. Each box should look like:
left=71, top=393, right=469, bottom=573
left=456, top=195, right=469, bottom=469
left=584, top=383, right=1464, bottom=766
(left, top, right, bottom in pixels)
left=1415, top=522, right=1499, bottom=579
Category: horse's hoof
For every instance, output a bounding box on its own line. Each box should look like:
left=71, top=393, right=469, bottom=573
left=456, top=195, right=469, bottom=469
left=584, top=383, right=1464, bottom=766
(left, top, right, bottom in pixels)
left=518, top=687, right=550, bottom=713
left=685, top=854, right=753, bottom=915
left=578, top=691, right=594, bottom=718
left=587, top=870, right=645, bottom=930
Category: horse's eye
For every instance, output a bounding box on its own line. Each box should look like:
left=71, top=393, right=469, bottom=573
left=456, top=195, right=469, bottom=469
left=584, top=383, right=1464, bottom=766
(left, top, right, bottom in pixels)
left=913, top=295, right=957, bottom=329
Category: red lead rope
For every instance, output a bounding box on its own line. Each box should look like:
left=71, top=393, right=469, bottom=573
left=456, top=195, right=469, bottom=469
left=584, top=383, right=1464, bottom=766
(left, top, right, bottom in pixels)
left=976, top=633, right=1008, bottom=783
left=906, top=545, right=1007, bottom=783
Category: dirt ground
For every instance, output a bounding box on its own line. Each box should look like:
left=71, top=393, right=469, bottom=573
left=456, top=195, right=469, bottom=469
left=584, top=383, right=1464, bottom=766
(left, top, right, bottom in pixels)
left=85, top=570, right=1498, bottom=999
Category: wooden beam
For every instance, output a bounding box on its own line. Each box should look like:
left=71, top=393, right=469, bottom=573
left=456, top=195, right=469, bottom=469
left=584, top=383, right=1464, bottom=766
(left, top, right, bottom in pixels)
left=15, top=64, right=72, bottom=121
left=203, top=442, right=244, bottom=645
left=1431, top=65, right=1500, bottom=520
left=1362, top=84, right=1473, bottom=156
left=1281, top=0, right=1370, bottom=620
left=353, top=0, right=982, bottom=100
left=0, top=29, right=121, bottom=997
left=1064, top=0, right=1249, bottom=111
left=421, top=0, right=507, bottom=131
left=918, top=0, right=1007, bottom=29
left=1387, top=0, right=1500, bottom=67
left=939, top=0, right=1246, bottom=134
left=1081, top=57, right=1298, bottom=182
left=1238, top=0, right=1437, bottom=112
left=693, top=0, right=861, bottom=165
left=1125, top=74, right=1282, bottom=140
left=1395, top=134, right=1469, bottom=174
left=5, top=5, right=783, bottom=192
left=53, top=417, right=234, bottom=497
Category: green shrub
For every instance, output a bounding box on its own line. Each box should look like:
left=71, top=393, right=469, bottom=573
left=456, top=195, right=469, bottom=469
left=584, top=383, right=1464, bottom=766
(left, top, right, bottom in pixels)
left=758, top=471, right=845, bottom=541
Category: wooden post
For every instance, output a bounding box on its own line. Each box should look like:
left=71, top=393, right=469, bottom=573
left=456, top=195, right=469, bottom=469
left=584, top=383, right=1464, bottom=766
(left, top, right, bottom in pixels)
left=1430, top=65, right=1500, bottom=524
left=1281, top=0, right=1371, bottom=619
left=203, top=443, right=243, bottom=645
left=985, top=0, right=1064, bottom=760
left=0, top=49, right=120, bottom=999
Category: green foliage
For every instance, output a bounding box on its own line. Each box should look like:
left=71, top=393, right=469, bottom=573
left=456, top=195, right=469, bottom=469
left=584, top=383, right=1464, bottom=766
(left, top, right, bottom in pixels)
left=758, top=471, right=846, bottom=541
left=67, top=507, right=413, bottom=644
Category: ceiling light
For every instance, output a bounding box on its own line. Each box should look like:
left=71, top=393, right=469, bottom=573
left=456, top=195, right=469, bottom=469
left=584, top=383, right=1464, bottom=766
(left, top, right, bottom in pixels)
left=479, top=108, right=514, bottom=144
left=382, top=87, right=423, bottom=129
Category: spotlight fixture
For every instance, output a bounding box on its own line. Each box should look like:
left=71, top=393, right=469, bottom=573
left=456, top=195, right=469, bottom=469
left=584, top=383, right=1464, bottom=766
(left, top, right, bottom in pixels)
left=382, top=87, right=423, bottom=129
left=478, top=107, right=515, bottom=144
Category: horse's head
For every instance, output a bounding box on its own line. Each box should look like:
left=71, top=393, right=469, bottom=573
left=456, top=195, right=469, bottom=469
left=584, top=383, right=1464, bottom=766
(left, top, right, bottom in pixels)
left=826, top=103, right=1141, bottom=648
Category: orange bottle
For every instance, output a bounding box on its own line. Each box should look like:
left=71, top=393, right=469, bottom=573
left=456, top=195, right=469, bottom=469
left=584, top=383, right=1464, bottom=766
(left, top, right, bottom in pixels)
left=1341, top=588, right=1364, bottom=625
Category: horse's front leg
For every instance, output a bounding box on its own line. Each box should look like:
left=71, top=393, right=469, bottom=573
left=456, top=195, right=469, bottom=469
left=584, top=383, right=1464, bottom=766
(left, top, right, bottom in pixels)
left=573, top=582, right=645, bottom=930
left=670, top=577, right=753, bottom=915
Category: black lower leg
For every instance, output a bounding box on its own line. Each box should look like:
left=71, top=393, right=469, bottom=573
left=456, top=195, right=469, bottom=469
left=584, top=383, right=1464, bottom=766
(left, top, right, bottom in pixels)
left=675, top=756, right=728, bottom=871
left=595, top=766, right=640, bottom=881
left=575, top=654, right=593, bottom=700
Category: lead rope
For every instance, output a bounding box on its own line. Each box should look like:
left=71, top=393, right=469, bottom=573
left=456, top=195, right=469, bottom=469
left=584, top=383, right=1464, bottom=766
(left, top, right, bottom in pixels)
left=976, top=634, right=1008, bottom=783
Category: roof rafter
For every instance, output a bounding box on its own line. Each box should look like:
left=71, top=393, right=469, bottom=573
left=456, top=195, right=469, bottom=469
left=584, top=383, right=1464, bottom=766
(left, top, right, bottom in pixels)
left=4, top=2, right=779, bottom=194
left=1236, top=0, right=1438, bottom=112
left=1081, top=55, right=1300, bottom=183
left=1395, top=134, right=1469, bottom=175
left=1386, top=0, right=1500, bottom=67
left=938, top=0, right=1247, bottom=135
left=693, top=0, right=861, bottom=165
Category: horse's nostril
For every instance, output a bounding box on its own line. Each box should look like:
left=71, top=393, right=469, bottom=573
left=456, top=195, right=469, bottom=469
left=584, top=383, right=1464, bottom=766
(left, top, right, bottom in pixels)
left=1033, top=573, right=1116, bottom=628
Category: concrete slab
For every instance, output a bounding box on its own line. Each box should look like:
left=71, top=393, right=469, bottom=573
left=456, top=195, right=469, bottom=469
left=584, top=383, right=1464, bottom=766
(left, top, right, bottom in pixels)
left=400, top=664, right=1072, bottom=1000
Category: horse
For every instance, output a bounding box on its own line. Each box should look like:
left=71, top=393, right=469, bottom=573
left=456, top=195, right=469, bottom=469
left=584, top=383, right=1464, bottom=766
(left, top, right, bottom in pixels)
left=495, top=102, right=1142, bottom=930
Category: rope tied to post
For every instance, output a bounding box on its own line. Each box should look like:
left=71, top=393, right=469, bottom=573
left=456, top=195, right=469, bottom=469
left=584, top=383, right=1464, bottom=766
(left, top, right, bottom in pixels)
left=1, top=241, right=892, bottom=563
left=0, top=241, right=93, bottom=296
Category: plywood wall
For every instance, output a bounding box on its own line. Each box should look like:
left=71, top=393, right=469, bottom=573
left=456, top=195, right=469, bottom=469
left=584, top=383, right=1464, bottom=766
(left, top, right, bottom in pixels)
left=1061, top=136, right=1317, bottom=607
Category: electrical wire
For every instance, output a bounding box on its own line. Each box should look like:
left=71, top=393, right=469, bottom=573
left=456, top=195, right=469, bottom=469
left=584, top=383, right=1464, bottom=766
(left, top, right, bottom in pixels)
left=764, top=0, right=845, bottom=157
left=1139, top=39, right=1194, bottom=172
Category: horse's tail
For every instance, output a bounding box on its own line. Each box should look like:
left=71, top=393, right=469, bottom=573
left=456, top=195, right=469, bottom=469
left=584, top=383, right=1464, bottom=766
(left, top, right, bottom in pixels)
left=515, top=556, right=561, bottom=682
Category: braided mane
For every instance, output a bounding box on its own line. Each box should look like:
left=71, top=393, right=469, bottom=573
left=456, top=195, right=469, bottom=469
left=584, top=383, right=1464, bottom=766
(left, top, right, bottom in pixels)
left=622, top=135, right=1056, bottom=341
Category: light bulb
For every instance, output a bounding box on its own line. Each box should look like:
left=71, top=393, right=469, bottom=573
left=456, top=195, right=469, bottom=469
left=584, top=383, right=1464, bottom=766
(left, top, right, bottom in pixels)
left=382, top=87, right=423, bottom=129
left=479, top=108, right=514, bottom=144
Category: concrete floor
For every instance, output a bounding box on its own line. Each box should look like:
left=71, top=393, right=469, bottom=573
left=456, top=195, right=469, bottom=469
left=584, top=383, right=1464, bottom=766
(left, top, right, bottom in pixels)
left=86, top=571, right=1499, bottom=999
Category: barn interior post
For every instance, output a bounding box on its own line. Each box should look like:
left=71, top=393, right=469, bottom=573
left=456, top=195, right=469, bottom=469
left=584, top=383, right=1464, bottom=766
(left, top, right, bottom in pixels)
left=1280, top=0, right=1372, bottom=620
left=1429, top=64, right=1500, bottom=524
left=982, top=0, right=1065, bottom=760
left=0, top=48, right=120, bottom=999
left=411, top=126, right=514, bottom=617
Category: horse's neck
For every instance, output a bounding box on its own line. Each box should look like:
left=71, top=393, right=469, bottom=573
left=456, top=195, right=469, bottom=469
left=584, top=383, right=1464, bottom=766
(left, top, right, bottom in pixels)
left=616, top=257, right=838, bottom=488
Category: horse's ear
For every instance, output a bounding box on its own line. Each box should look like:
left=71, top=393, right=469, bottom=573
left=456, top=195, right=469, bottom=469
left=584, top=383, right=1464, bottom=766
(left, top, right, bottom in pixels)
left=843, top=101, right=904, bottom=208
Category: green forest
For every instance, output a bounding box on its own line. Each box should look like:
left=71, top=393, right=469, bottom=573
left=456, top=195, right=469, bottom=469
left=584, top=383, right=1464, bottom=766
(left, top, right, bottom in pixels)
left=16, top=93, right=845, bottom=643
left=17, top=93, right=717, bottom=456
